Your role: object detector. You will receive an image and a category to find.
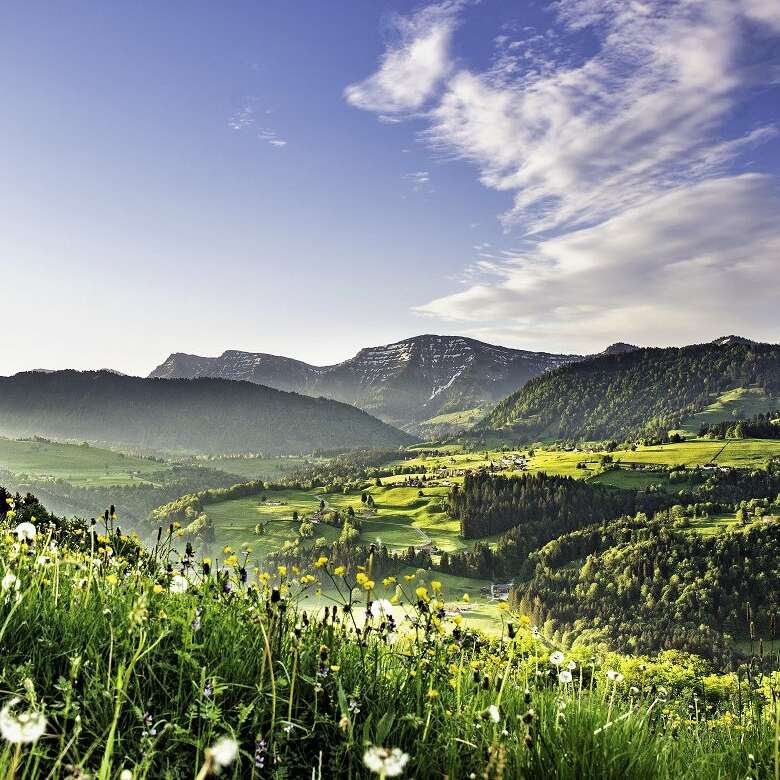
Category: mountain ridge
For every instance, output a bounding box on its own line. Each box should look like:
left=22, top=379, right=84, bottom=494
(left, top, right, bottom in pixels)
left=0, top=370, right=414, bottom=455
left=149, top=334, right=582, bottom=431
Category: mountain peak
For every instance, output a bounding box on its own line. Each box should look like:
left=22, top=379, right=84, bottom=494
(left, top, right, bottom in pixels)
left=711, top=335, right=756, bottom=347
left=599, top=342, right=640, bottom=356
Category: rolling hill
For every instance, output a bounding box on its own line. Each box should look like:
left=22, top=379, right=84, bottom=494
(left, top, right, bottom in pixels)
left=0, top=370, right=414, bottom=454
left=481, top=337, right=780, bottom=442
left=149, top=335, right=580, bottom=431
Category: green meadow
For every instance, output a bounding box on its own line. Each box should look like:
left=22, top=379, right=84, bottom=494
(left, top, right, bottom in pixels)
left=0, top=436, right=172, bottom=487
left=680, top=386, right=779, bottom=435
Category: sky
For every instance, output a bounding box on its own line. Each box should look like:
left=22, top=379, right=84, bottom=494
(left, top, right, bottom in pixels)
left=1, top=0, right=779, bottom=376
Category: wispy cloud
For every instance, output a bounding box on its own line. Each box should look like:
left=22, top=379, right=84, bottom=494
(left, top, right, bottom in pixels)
left=347, top=0, right=780, bottom=349
left=402, top=170, right=433, bottom=192
left=229, top=99, right=288, bottom=147
left=417, top=174, right=780, bottom=349
left=344, top=1, right=462, bottom=114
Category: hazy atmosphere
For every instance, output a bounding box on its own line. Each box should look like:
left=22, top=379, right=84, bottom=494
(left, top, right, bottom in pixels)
left=3, top=0, right=778, bottom=376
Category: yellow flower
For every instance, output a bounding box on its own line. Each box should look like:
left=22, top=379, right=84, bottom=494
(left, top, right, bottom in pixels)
left=223, top=546, right=233, bottom=555
left=278, top=565, right=287, bottom=577
left=259, top=571, right=270, bottom=584
left=463, top=593, right=470, bottom=603
left=416, top=586, right=430, bottom=603
left=356, top=572, right=368, bottom=586
left=203, top=557, right=212, bottom=566
left=404, top=574, right=416, bottom=582
left=427, top=689, right=439, bottom=700
left=330, top=665, right=341, bottom=672
left=300, top=575, right=316, bottom=585
left=173, top=521, right=182, bottom=530
left=383, top=576, right=397, bottom=587
left=498, top=601, right=509, bottom=611
left=292, top=565, right=300, bottom=575
left=225, top=555, right=239, bottom=567
left=105, top=574, right=118, bottom=586
left=363, top=579, right=375, bottom=591
left=334, top=565, right=346, bottom=576
left=431, top=580, right=442, bottom=593
left=314, top=556, right=329, bottom=569
left=153, top=583, right=164, bottom=594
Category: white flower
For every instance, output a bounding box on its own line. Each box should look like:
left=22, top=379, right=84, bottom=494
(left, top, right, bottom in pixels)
left=169, top=575, right=189, bottom=594
left=371, top=599, right=395, bottom=619
left=0, top=698, right=47, bottom=744
left=119, top=770, right=133, bottom=780
left=14, top=522, right=36, bottom=543
left=486, top=704, right=500, bottom=723
left=558, top=670, right=573, bottom=684
left=567, top=660, right=577, bottom=670
left=606, top=670, right=624, bottom=683
left=363, top=746, right=410, bottom=777
left=549, top=651, right=565, bottom=666
left=1, top=573, right=19, bottom=592
left=209, top=736, right=239, bottom=769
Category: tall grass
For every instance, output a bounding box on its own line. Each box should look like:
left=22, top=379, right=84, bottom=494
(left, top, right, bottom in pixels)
left=0, top=508, right=777, bottom=779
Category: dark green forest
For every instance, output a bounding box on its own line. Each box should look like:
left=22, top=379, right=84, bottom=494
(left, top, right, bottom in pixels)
left=482, top=340, right=780, bottom=441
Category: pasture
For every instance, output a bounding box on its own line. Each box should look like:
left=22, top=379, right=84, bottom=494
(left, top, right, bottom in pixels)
left=0, top=436, right=173, bottom=486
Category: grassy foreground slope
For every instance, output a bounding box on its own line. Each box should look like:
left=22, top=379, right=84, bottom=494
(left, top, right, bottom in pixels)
left=482, top=339, right=780, bottom=442
left=0, top=370, right=414, bottom=454
left=0, top=494, right=777, bottom=779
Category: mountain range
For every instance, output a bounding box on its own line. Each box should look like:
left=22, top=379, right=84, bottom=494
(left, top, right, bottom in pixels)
left=149, top=335, right=583, bottom=432
left=0, top=370, right=414, bottom=455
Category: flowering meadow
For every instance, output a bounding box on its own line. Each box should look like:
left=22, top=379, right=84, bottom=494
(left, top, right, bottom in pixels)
left=0, top=497, right=778, bottom=779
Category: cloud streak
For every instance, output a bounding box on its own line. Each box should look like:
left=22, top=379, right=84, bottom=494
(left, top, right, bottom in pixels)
left=348, top=0, right=780, bottom=349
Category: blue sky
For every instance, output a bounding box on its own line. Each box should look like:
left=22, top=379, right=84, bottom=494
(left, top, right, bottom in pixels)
left=2, top=0, right=779, bottom=375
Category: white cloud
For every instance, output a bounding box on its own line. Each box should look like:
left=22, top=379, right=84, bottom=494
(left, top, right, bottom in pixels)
left=344, top=2, right=461, bottom=114
left=402, top=170, right=433, bottom=191
left=416, top=175, right=780, bottom=350
left=348, top=0, right=780, bottom=348
left=425, top=0, right=768, bottom=232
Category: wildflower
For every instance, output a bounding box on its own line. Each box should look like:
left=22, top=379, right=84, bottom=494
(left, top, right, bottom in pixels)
left=606, top=670, right=624, bottom=683
left=356, top=572, right=368, bottom=586
left=383, top=576, right=396, bottom=586
left=314, top=556, right=328, bottom=568
left=427, top=689, right=439, bottom=700
left=169, top=575, right=188, bottom=594
left=0, top=698, right=47, bottom=743
left=209, top=736, right=239, bottom=770
left=549, top=651, right=565, bottom=666
left=558, top=670, right=573, bottom=684
left=1, top=573, right=19, bottom=591
left=14, top=522, right=36, bottom=543
left=415, top=586, right=429, bottom=603
left=363, top=579, right=375, bottom=591
left=371, top=599, right=395, bottom=619
left=567, top=660, right=577, bottom=671
left=363, top=745, right=410, bottom=778
left=334, top=565, right=346, bottom=576
left=498, top=601, right=509, bottom=611
left=224, top=554, right=238, bottom=567
left=277, top=565, right=287, bottom=577
left=105, top=574, right=119, bottom=586
left=480, top=704, right=500, bottom=723
left=152, top=584, right=164, bottom=594
left=254, top=738, right=267, bottom=769
left=404, top=574, right=415, bottom=582
left=462, top=593, right=470, bottom=603
left=430, top=580, right=442, bottom=592
left=223, top=546, right=233, bottom=555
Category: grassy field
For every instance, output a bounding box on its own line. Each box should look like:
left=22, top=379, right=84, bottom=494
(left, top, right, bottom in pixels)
left=0, top=436, right=173, bottom=486
left=680, top=387, right=779, bottom=435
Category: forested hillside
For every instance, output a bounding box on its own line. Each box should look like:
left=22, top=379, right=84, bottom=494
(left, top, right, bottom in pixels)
left=0, top=371, right=414, bottom=454
left=517, top=506, right=780, bottom=664
left=482, top=339, right=780, bottom=442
